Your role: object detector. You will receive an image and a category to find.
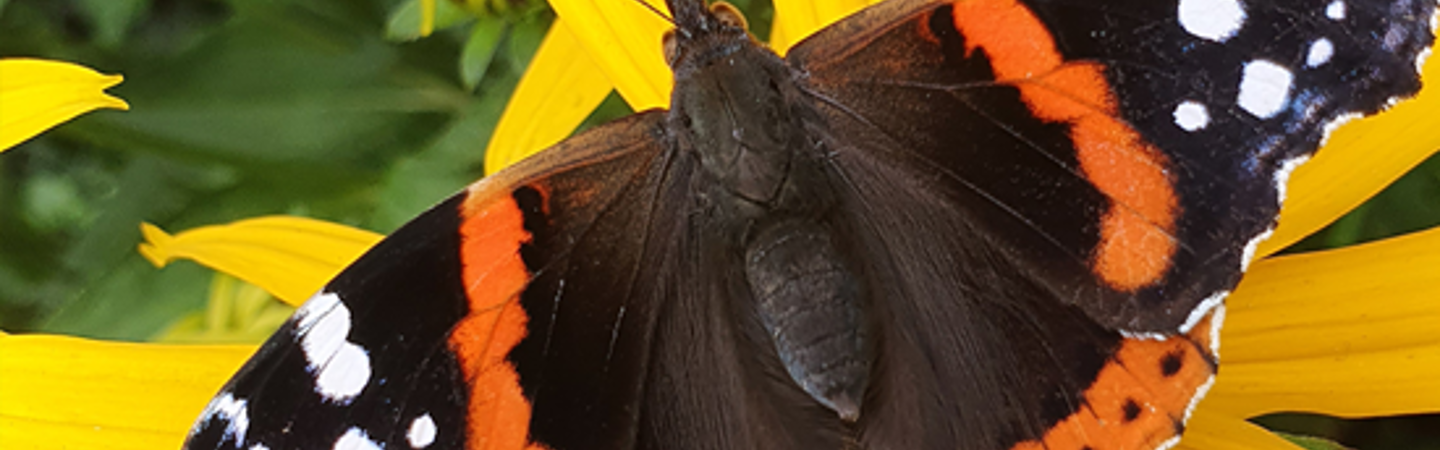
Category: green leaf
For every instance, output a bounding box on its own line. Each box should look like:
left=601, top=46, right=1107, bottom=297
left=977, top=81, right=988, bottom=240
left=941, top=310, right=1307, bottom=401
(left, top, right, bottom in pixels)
left=65, top=2, right=468, bottom=168
left=372, top=71, right=520, bottom=230
left=1274, top=432, right=1356, bottom=450
left=385, top=0, right=475, bottom=42
left=75, top=0, right=147, bottom=47
left=502, top=13, right=550, bottom=76
left=40, top=258, right=210, bottom=341
left=460, top=19, right=507, bottom=91
left=153, top=273, right=293, bottom=344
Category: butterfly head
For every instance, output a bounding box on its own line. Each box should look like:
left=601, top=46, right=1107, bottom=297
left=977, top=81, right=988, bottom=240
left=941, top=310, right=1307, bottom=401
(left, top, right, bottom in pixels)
left=662, top=1, right=753, bottom=69
left=661, top=0, right=808, bottom=207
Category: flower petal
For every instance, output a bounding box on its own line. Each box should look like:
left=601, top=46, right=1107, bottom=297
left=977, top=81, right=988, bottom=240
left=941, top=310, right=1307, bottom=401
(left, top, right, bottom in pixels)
left=420, top=0, right=437, bottom=37
left=0, top=58, right=129, bottom=152
left=1255, top=55, right=1440, bottom=257
left=1175, top=408, right=1305, bottom=450
left=137, top=217, right=383, bottom=306
left=0, top=333, right=252, bottom=450
left=1206, top=226, right=1440, bottom=418
left=154, top=274, right=295, bottom=344
left=548, top=0, right=672, bottom=110
left=485, top=20, right=615, bottom=174
left=769, top=0, right=877, bottom=55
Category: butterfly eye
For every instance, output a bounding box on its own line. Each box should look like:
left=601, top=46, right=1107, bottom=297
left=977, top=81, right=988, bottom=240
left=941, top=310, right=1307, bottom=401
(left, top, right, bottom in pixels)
left=709, top=2, right=748, bottom=31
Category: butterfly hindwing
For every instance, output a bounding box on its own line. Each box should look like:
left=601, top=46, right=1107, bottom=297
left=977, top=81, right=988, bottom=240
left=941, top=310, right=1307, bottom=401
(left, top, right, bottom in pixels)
left=778, top=0, right=1428, bottom=447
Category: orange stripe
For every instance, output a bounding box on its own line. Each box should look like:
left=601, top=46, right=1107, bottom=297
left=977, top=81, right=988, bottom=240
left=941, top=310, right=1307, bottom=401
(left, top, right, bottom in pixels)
left=451, top=190, right=546, bottom=450
left=1012, top=310, right=1219, bottom=450
left=950, top=0, right=1178, bottom=291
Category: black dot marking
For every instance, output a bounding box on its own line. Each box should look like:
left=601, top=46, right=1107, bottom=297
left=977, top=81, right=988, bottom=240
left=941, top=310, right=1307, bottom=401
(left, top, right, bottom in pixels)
left=1081, top=446, right=1096, bottom=450
left=1122, top=398, right=1142, bottom=422
left=1160, top=350, right=1185, bottom=377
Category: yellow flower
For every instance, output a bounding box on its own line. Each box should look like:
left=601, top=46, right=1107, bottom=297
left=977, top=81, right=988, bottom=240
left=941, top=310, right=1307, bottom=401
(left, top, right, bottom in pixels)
left=0, top=58, right=129, bottom=153
left=3, top=1, right=1440, bottom=450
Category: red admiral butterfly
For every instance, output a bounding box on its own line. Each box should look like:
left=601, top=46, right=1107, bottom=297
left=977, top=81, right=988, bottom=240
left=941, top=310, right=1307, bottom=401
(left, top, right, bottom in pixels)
left=184, top=0, right=1435, bottom=448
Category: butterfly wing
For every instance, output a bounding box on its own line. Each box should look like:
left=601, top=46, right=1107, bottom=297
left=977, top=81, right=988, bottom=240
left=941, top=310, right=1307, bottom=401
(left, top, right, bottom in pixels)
left=790, top=0, right=1431, bottom=332
left=181, top=113, right=677, bottom=450
left=184, top=108, right=848, bottom=450
left=781, top=0, right=1431, bottom=447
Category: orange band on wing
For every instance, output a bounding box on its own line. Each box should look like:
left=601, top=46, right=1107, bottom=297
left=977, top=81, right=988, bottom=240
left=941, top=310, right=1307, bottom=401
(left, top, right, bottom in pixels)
left=1013, top=310, right=1220, bottom=450
left=452, top=191, right=548, bottom=450
left=950, top=0, right=1178, bottom=291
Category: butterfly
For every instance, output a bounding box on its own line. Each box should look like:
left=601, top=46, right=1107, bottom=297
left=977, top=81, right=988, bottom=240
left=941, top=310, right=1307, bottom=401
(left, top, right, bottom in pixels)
left=183, top=0, right=1435, bottom=448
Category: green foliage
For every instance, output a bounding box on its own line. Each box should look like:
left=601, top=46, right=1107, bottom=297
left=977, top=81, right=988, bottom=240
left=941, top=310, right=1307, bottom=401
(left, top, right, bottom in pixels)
left=1292, top=155, right=1440, bottom=252
left=1277, top=432, right=1356, bottom=450
left=0, top=0, right=563, bottom=339
left=385, top=0, right=476, bottom=41
left=154, top=273, right=295, bottom=344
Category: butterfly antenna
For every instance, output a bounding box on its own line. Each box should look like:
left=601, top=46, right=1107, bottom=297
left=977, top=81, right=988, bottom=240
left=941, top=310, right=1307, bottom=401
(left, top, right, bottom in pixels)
left=633, top=0, right=678, bottom=27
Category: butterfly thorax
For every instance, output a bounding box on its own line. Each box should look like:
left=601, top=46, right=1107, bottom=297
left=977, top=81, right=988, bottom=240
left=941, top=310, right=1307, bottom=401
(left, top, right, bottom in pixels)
left=663, top=0, right=873, bottom=423
left=665, top=2, right=812, bottom=208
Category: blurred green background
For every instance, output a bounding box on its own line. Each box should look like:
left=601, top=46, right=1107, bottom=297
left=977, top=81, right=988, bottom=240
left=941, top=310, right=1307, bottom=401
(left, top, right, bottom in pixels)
left=0, top=0, right=1436, bottom=448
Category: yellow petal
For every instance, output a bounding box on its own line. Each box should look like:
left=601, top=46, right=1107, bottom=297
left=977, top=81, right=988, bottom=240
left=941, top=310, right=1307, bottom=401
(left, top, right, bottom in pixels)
left=0, top=58, right=129, bottom=152
left=1205, top=226, right=1440, bottom=418
left=0, top=334, right=253, bottom=450
left=769, top=0, right=877, bottom=55
left=137, top=217, right=383, bottom=306
left=1175, top=409, right=1305, bottom=450
left=548, top=0, right=672, bottom=110
left=485, top=20, right=615, bottom=174
left=1226, top=226, right=1440, bottom=361
left=1255, top=55, right=1440, bottom=257
left=420, top=0, right=436, bottom=37
left=1208, top=340, right=1440, bottom=419
left=154, top=274, right=295, bottom=344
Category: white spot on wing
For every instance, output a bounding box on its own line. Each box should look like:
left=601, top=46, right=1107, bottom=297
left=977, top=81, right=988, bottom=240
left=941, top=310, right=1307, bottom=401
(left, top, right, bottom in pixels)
left=1326, top=0, right=1346, bottom=20
left=1306, top=38, right=1334, bottom=67
left=1173, top=101, right=1211, bottom=131
left=1417, top=45, right=1434, bottom=75
left=1238, top=60, right=1294, bottom=118
left=250, top=445, right=271, bottom=450
left=1178, top=369, right=1219, bottom=449
left=1209, top=304, right=1227, bottom=357
left=315, top=344, right=372, bottom=401
left=296, top=292, right=371, bottom=402
left=1178, top=0, right=1246, bottom=41
left=334, top=427, right=384, bottom=450
left=1274, top=155, right=1310, bottom=206
left=408, top=414, right=438, bottom=448
left=1320, top=112, right=1362, bottom=147
left=1182, top=304, right=1226, bottom=428
left=1238, top=154, right=1309, bottom=272
left=1179, top=292, right=1227, bottom=335
left=1118, top=290, right=1226, bottom=340
left=1241, top=229, right=1274, bottom=273
left=295, top=289, right=341, bottom=323
left=198, top=393, right=250, bottom=445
